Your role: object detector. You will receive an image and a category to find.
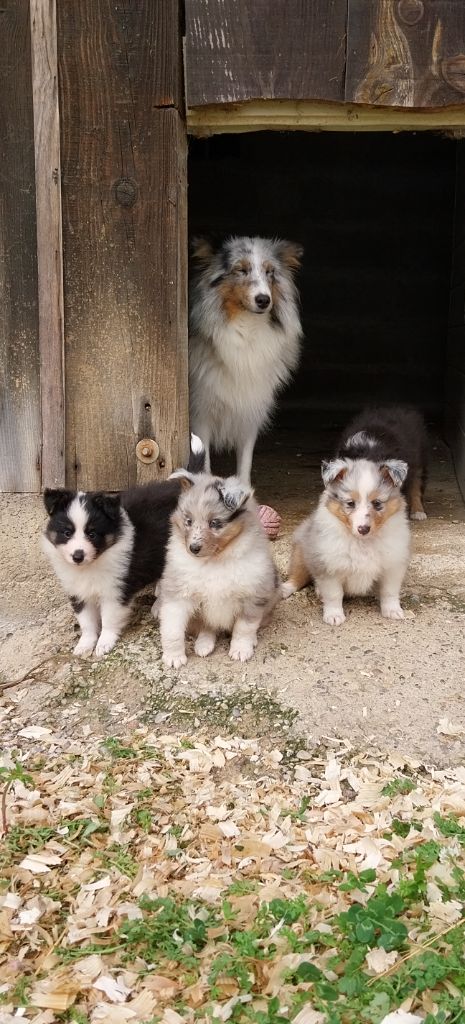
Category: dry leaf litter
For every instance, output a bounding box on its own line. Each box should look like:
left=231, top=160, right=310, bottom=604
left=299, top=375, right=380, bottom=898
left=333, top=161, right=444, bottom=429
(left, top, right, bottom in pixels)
left=0, top=728, right=464, bottom=1023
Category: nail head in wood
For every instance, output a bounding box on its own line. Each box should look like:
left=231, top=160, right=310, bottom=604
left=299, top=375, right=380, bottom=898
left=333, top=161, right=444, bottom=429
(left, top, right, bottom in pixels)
left=136, top=438, right=160, bottom=464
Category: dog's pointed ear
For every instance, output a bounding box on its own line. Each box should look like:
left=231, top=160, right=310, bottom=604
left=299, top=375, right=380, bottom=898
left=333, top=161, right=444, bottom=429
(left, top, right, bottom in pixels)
left=191, top=237, right=214, bottom=265
left=275, top=240, right=303, bottom=271
left=92, top=493, right=121, bottom=520
left=43, top=488, right=75, bottom=515
left=218, top=478, right=253, bottom=511
left=381, top=460, right=408, bottom=487
left=170, top=469, right=196, bottom=491
left=321, top=459, right=348, bottom=487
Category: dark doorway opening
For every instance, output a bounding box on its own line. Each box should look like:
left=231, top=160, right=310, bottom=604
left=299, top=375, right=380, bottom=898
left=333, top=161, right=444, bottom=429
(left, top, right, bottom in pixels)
left=188, top=131, right=463, bottom=519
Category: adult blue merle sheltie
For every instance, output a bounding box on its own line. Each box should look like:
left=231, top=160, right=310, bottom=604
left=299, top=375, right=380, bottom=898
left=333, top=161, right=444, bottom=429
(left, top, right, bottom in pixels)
left=189, top=236, right=304, bottom=486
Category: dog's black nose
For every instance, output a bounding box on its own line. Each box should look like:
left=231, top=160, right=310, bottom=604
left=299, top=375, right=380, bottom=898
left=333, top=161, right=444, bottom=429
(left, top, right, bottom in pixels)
left=255, top=293, right=271, bottom=310
left=357, top=524, right=370, bottom=536
left=189, top=542, right=202, bottom=555
left=72, top=549, right=85, bottom=563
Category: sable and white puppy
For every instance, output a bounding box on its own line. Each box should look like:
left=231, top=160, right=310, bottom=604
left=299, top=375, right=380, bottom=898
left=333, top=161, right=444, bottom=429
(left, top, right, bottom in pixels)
left=189, top=235, right=303, bottom=486
left=283, top=432, right=413, bottom=625
left=42, top=438, right=205, bottom=658
left=156, top=472, right=280, bottom=668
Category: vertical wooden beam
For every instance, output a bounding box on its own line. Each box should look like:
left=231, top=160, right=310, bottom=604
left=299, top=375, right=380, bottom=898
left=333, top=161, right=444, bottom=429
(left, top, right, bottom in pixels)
left=58, top=1, right=188, bottom=491
left=0, top=0, right=41, bottom=493
left=30, top=0, right=65, bottom=488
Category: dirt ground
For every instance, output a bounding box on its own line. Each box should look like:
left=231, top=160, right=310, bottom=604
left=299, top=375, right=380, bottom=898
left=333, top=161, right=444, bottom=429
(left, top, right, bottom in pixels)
left=1, top=419, right=465, bottom=766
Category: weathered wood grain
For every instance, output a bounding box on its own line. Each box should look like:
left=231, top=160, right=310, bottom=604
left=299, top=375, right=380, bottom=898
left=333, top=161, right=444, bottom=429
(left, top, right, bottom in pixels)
left=30, top=0, right=65, bottom=489
left=187, top=99, right=465, bottom=136
left=0, top=0, right=41, bottom=492
left=346, top=0, right=465, bottom=107
left=185, top=0, right=347, bottom=106
left=58, top=1, right=188, bottom=490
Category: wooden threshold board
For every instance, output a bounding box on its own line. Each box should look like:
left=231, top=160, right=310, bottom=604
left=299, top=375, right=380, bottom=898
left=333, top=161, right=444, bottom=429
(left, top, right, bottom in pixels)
left=187, top=100, right=465, bottom=136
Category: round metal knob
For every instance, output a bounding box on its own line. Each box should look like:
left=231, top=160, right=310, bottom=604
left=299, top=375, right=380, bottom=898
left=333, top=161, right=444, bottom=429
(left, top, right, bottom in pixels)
left=136, top=438, right=160, bottom=464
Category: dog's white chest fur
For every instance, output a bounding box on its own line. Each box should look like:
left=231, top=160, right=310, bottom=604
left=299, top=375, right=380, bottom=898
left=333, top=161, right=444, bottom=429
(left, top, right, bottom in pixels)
left=190, top=313, right=299, bottom=447
left=41, top=519, right=134, bottom=605
left=310, top=503, right=410, bottom=596
left=161, top=529, right=273, bottom=632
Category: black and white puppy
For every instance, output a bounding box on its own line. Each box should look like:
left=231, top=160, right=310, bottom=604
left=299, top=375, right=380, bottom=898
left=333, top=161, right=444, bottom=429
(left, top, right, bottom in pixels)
left=42, top=438, right=205, bottom=658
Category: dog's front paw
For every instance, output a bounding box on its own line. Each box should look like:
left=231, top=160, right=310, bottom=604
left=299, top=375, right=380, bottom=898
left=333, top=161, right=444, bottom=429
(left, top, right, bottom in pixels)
left=381, top=602, right=404, bottom=620
left=94, top=633, right=118, bottom=658
left=323, top=608, right=346, bottom=626
left=410, top=510, right=427, bottom=521
left=73, top=636, right=97, bottom=657
left=282, top=581, right=296, bottom=599
left=229, top=639, right=256, bottom=662
left=163, top=652, right=187, bottom=669
left=151, top=597, right=160, bottom=619
left=194, top=633, right=216, bottom=658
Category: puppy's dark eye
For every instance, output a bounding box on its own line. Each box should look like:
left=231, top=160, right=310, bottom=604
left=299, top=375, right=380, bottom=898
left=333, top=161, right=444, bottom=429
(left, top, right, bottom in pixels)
left=209, top=518, right=222, bottom=530
left=346, top=500, right=356, bottom=510
left=87, top=530, right=97, bottom=541
left=266, top=267, right=274, bottom=278
left=63, top=527, right=73, bottom=539
left=372, top=500, right=383, bottom=512
left=185, top=517, right=192, bottom=528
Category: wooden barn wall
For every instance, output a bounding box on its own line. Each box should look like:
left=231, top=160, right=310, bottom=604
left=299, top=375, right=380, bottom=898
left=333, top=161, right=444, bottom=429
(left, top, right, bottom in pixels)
left=57, top=0, right=188, bottom=491
left=189, top=132, right=455, bottom=415
left=0, top=0, right=41, bottom=493
left=186, top=0, right=465, bottom=109
left=3, top=1, right=465, bottom=492
left=185, top=0, right=347, bottom=106
left=345, top=0, right=465, bottom=107
left=447, top=140, right=465, bottom=499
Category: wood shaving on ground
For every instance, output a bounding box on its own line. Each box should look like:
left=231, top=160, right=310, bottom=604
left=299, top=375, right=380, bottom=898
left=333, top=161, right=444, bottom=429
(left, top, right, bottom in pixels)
left=0, top=729, right=464, bottom=1023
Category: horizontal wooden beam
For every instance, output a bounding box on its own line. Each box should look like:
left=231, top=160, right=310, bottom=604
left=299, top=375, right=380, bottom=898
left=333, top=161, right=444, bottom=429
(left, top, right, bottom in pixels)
left=187, top=99, right=465, bottom=136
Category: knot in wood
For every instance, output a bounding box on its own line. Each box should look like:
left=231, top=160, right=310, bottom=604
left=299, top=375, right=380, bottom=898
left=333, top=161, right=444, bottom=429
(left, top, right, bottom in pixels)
left=136, top=437, right=160, bottom=464
left=397, top=0, right=424, bottom=25
left=115, top=177, right=137, bottom=208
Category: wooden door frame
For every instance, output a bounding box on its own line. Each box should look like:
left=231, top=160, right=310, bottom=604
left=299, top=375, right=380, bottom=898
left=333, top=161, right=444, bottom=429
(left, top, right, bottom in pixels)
left=30, top=0, right=65, bottom=490
left=187, top=99, right=465, bottom=136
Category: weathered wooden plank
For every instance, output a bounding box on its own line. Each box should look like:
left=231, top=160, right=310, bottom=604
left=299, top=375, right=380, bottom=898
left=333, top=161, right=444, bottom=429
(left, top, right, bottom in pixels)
left=187, top=99, right=465, bottom=135
left=0, top=0, right=41, bottom=492
left=58, top=1, right=188, bottom=491
left=185, top=0, right=347, bottom=106
left=346, top=0, right=465, bottom=107
left=30, top=0, right=65, bottom=489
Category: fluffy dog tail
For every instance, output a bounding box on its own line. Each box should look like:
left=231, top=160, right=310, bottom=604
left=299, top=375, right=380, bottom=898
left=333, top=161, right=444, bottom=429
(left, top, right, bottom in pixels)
left=187, top=433, right=206, bottom=475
